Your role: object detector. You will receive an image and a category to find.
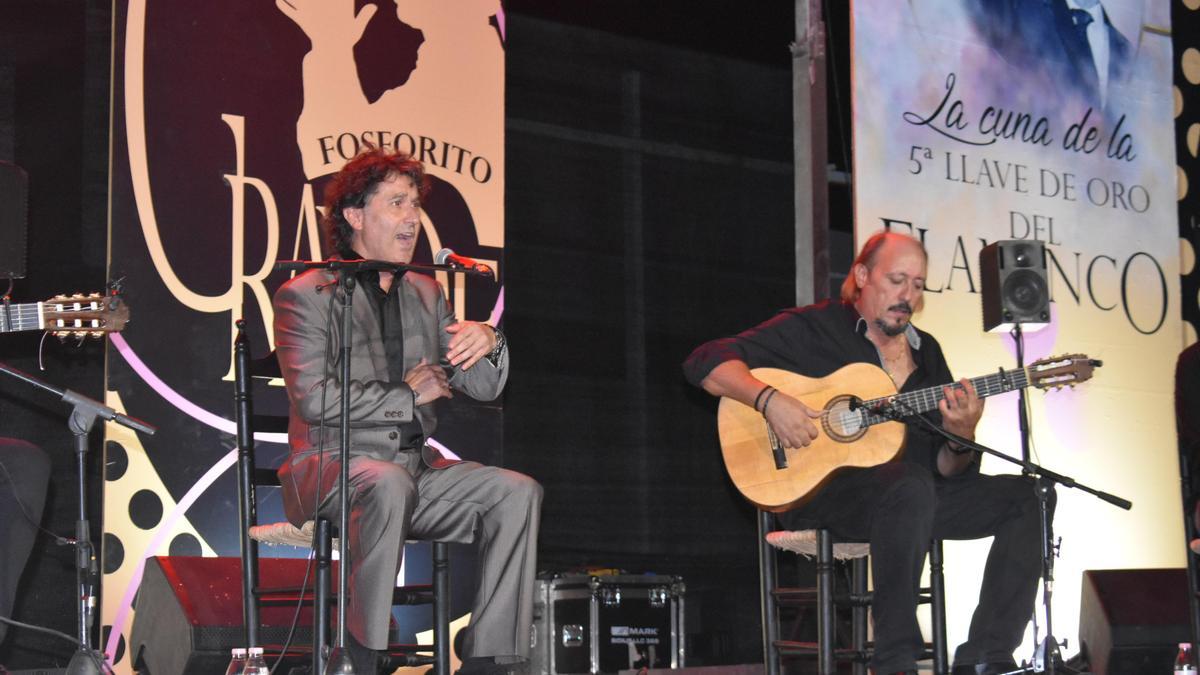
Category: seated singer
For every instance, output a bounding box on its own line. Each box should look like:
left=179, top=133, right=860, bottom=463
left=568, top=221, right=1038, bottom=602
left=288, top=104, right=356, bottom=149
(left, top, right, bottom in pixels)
left=683, top=231, right=1050, bottom=675
left=273, top=148, right=542, bottom=675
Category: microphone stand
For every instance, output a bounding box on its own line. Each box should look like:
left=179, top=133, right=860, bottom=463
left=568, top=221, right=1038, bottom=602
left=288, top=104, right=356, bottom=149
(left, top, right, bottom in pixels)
left=272, top=258, right=488, bottom=675
left=880, top=399, right=1130, bottom=675
left=0, top=360, right=156, bottom=675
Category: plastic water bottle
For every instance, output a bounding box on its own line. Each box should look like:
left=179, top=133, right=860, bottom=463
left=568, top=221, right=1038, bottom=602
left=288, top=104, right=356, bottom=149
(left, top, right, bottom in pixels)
left=242, top=646, right=270, bottom=675
left=224, top=647, right=247, bottom=675
left=1176, top=642, right=1196, bottom=674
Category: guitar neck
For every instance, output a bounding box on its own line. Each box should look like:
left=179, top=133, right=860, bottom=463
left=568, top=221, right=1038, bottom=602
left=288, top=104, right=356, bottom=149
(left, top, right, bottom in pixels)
left=862, top=366, right=1031, bottom=424
left=0, top=302, right=44, bottom=333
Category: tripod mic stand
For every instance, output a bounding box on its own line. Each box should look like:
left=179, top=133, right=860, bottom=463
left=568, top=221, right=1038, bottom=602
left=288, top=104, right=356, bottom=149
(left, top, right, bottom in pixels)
left=0, top=360, right=155, bottom=675
left=881, top=393, right=1130, bottom=675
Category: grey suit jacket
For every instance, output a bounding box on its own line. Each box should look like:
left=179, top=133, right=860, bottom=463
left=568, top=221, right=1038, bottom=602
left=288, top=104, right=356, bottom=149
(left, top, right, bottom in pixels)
left=272, top=267, right=508, bottom=524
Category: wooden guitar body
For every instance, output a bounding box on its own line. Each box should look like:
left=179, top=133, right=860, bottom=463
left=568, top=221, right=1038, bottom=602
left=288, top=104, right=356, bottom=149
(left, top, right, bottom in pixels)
left=717, top=364, right=906, bottom=512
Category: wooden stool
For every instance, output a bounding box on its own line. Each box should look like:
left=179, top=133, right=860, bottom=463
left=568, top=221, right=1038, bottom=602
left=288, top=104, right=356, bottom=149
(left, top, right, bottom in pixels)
left=758, top=512, right=948, bottom=675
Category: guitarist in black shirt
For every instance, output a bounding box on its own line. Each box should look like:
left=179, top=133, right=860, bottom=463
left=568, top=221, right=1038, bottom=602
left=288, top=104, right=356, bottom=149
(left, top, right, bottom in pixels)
left=684, top=231, right=1049, bottom=675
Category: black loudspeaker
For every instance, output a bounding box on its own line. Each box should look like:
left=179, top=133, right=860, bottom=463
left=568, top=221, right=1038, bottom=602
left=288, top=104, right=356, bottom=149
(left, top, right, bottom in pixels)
left=979, top=240, right=1050, bottom=332
left=0, top=161, right=28, bottom=279
left=129, top=557, right=317, bottom=675
left=1078, top=568, right=1190, bottom=675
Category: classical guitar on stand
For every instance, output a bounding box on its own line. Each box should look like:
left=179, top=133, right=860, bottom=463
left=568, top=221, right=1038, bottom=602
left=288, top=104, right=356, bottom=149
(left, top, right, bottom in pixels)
left=718, top=354, right=1099, bottom=511
left=0, top=291, right=130, bottom=338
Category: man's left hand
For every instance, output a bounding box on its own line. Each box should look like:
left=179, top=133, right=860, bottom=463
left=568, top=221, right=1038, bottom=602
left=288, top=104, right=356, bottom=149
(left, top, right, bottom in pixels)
left=445, top=321, right=497, bottom=371
left=939, top=377, right=984, bottom=441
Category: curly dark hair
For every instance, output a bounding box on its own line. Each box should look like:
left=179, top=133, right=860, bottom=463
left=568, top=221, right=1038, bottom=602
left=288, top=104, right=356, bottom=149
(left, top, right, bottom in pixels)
left=323, top=147, right=431, bottom=259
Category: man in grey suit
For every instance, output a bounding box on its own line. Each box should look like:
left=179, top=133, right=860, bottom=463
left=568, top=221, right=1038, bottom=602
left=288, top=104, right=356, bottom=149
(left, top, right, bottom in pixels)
left=273, top=148, right=541, bottom=675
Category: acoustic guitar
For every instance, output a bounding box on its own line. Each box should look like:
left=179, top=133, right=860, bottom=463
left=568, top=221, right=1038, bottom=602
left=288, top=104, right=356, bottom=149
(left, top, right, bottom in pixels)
left=0, top=291, right=129, bottom=338
left=717, top=354, right=1098, bottom=511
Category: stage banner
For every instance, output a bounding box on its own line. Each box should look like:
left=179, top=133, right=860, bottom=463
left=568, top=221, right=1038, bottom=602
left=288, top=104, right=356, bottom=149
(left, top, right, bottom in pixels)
left=102, top=2, right=505, bottom=671
left=852, top=0, right=1179, bottom=657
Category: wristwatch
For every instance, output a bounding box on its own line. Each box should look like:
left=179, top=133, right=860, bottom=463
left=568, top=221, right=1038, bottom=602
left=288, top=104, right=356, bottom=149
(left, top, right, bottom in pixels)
left=486, top=326, right=506, bottom=366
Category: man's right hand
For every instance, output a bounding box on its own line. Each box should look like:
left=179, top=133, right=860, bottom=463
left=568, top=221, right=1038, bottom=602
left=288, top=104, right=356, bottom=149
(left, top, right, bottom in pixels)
left=763, top=393, right=824, bottom=448
left=404, top=358, right=451, bottom=406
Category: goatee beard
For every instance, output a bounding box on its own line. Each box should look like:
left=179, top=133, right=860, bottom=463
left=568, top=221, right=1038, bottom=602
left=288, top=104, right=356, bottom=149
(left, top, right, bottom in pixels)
left=875, top=319, right=908, bottom=337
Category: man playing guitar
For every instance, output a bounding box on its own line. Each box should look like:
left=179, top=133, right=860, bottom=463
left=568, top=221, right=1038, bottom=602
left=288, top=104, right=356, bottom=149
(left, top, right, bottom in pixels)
left=683, top=231, right=1048, bottom=675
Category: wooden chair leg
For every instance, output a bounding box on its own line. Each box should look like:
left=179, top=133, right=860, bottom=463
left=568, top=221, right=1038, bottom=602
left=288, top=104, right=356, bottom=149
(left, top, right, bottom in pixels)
left=817, top=528, right=836, bottom=675
left=852, top=555, right=869, bottom=675
left=929, top=539, right=949, bottom=675
left=758, top=511, right=782, bottom=675
left=433, top=541, right=451, bottom=675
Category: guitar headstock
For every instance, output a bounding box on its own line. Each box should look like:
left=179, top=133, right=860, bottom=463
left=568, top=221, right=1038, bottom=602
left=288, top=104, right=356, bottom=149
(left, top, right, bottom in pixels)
left=42, top=292, right=130, bottom=338
left=1028, top=353, right=1100, bottom=390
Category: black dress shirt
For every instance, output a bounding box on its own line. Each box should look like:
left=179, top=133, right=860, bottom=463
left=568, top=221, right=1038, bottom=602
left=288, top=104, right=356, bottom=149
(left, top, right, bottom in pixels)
left=361, top=269, right=425, bottom=449
left=683, top=299, right=973, bottom=476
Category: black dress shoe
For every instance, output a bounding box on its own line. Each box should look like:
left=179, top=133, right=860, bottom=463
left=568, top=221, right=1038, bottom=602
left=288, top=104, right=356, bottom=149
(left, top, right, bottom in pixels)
left=951, top=661, right=1020, bottom=675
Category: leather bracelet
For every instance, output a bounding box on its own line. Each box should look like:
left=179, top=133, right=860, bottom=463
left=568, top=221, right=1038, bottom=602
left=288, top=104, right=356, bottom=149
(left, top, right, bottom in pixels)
left=761, top=388, right=780, bottom=417
left=753, top=385, right=774, bottom=412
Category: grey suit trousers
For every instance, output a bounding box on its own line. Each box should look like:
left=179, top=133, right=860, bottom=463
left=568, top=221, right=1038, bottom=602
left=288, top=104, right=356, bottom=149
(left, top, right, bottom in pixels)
left=284, top=449, right=542, bottom=657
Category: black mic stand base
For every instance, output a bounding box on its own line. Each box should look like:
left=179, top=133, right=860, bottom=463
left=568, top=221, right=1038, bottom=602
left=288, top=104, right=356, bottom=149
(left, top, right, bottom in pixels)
left=1006, top=639, right=1088, bottom=675
left=65, top=647, right=107, bottom=675
left=323, top=647, right=357, bottom=675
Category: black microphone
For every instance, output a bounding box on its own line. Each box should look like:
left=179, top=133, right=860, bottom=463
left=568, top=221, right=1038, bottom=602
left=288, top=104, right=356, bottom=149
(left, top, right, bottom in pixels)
left=434, top=248, right=493, bottom=275
left=851, top=396, right=896, bottom=417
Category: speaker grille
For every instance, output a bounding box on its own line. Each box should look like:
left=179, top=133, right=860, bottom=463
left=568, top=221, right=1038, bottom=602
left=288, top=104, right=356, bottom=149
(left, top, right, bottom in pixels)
left=1003, top=269, right=1048, bottom=314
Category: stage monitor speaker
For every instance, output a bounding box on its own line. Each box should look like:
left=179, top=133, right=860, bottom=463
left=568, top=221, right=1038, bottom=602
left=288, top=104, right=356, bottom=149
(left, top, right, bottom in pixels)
left=0, top=161, right=28, bottom=279
left=129, top=556, right=318, bottom=675
left=979, top=239, right=1049, bottom=332
left=1078, top=568, right=1190, bottom=675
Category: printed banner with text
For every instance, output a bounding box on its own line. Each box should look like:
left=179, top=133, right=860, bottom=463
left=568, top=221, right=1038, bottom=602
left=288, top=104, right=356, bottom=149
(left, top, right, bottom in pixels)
left=852, top=0, right=1180, bottom=657
left=102, top=2, right=505, bottom=671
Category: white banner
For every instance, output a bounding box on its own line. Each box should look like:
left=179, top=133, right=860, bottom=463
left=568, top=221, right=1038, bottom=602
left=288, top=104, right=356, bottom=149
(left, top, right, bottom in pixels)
left=852, top=0, right=1180, bottom=657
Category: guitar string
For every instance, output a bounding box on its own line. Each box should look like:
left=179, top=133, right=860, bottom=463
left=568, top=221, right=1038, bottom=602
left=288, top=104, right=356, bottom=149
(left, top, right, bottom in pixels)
left=822, top=369, right=1033, bottom=431
left=2, top=302, right=104, bottom=331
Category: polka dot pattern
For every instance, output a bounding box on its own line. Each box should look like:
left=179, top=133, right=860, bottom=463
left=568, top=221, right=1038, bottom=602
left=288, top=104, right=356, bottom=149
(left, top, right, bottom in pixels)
left=103, top=532, right=125, bottom=574
left=101, top=626, right=126, bottom=666
left=1186, top=48, right=1200, bottom=85
left=128, top=489, right=164, bottom=530
left=105, top=441, right=128, bottom=481
left=1178, top=3, right=1200, bottom=349
left=99, top=392, right=216, bottom=673
left=168, top=532, right=202, bottom=556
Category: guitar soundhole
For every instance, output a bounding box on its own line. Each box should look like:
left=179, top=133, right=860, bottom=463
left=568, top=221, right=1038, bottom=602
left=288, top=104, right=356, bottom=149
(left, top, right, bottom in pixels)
left=822, top=395, right=869, bottom=443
